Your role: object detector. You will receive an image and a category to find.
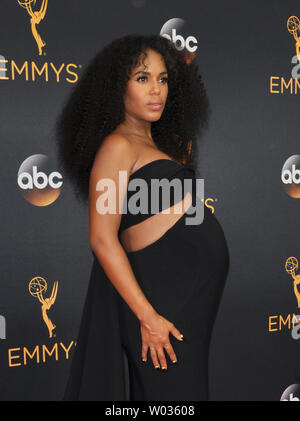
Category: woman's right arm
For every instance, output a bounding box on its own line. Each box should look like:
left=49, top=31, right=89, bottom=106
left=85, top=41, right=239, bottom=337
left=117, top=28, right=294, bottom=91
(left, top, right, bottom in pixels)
left=89, top=134, right=183, bottom=369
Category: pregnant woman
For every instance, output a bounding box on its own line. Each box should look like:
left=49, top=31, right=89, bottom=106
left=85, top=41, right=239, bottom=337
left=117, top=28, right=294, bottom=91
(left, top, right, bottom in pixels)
left=56, top=34, right=230, bottom=401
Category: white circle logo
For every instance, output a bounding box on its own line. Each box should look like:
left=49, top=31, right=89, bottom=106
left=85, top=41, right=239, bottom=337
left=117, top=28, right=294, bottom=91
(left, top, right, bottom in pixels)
left=281, top=384, right=300, bottom=401
left=160, top=18, right=198, bottom=64
left=281, top=155, right=300, bottom=198
left=17, top=154, right=63, bottom=206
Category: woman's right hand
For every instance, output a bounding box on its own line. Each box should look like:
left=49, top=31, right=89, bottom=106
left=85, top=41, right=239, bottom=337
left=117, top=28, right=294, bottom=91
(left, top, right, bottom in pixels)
left=140, top=310, right=183, bottom=369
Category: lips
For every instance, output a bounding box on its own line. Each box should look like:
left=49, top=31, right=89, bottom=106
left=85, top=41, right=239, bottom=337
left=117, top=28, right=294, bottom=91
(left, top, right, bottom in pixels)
left=147, top=101, right=163, bottom=110
left=147, top=101, right=163, bottom=105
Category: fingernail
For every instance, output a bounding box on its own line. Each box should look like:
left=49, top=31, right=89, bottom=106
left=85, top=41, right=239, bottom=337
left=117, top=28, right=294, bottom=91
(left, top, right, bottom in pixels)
left=161, top=366, right=167, bottom=371
left=155, top=365, right=160, bottom=369
left=142, top=358, right=146, bottom=363
left=180, top=334, right=184, bottom=340
left=172, top=360, right=177, bottom=363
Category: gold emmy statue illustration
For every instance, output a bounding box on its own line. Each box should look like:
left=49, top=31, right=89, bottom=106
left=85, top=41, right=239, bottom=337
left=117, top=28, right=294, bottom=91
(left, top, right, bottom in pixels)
left=17, top=0, right=48, bottom=56
left=287, top=16, right=300, bottom=64
left=29, top=276, right=58, bottom=338
left=285, top=257, right=300, bottom=308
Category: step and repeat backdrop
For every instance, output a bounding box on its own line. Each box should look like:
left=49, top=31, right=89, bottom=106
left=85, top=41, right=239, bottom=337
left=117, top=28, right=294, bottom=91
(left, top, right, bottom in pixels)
left=0, top=0, right=299, bottom=401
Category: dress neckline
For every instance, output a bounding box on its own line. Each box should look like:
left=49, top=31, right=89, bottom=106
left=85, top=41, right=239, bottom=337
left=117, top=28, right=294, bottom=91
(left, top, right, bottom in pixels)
left=129, top=158, right=182, bottom=179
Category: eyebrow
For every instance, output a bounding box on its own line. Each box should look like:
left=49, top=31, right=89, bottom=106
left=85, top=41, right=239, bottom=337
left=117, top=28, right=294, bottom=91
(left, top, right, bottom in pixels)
left=133, top=70, right=168, bottom=76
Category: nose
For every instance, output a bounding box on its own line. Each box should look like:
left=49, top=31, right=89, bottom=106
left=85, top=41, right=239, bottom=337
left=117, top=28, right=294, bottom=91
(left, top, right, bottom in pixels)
left=149, top=79, right=161, bottom=94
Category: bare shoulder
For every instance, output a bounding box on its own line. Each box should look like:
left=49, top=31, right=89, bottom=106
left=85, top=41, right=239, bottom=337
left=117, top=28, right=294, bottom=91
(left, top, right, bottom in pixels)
left=95, top=132, right=137, bottom=164
left=90, top=133, right=138, bottom=181
left=99, top=132, right=135, bottom=157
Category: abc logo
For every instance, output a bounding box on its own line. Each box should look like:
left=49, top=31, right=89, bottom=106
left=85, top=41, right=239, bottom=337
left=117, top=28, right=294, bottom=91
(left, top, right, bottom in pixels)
left=160, top=18, right=198, bottom=59
left=18, top=166, right=62, bottom=189
left=281, top=155, right=300, bottom=198
left=282, top=393, right=300, bottom=401
left=282, top=165, right=300, bottom=184
left=17, top=154, right=63, bottom=206
left=281, top=384, right=300, bottom=401
left=161, top=28, right=197, bottom=52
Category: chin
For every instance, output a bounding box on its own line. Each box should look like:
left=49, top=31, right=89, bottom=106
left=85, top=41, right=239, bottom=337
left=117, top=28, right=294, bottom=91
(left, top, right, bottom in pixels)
left=149, top=115, right=162, bottom=122
left=147, top=111, right=163, bottom=120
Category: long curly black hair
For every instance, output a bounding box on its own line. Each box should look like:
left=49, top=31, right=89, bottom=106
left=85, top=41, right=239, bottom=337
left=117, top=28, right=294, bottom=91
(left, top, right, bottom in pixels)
left=55, top=34, right=210, bottom=205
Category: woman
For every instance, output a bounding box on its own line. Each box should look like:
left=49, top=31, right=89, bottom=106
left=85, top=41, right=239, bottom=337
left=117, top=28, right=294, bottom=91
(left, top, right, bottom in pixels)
left=56, top=34, right=230, bottom=401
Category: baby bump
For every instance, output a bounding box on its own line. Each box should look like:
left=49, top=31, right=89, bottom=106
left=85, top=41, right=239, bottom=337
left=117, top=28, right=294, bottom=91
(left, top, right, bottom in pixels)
left=181, top=204, right=230, bottom=284
left=122, top=204, right=229, bottom=322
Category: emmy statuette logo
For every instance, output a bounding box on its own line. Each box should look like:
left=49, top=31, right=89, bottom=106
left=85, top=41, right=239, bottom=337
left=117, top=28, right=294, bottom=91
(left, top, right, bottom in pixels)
left=285, top=257, right=300, bottom=308
left=29, top=276, right=58, bottom=338
left=268, top=256, right=300, bottom=334
left=287, top=16, right=300, bottom=64
left=17, top=0, right=48, bottom=56
left=269, top=16, right=300, bottom=93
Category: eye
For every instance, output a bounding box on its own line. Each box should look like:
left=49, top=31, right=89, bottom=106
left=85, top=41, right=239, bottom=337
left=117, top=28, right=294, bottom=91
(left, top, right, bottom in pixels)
left=136, top=76, right=168, bottom=83
left=136, top=76, right=147, bottom=82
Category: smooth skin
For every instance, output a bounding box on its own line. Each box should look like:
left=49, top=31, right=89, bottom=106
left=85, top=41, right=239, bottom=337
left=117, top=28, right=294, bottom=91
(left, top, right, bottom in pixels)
left=89, top=49, right=184, bottom=371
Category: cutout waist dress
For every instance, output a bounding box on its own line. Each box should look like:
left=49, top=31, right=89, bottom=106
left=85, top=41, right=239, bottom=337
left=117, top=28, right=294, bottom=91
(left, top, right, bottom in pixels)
left=118, top=158, right=197, bottom=234
left=63, top=157, right=230, bottom=401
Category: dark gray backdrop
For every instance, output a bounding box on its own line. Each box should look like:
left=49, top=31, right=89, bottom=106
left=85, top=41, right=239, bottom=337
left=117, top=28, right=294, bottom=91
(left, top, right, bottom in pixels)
left=0, top=0, right=299, bottom=401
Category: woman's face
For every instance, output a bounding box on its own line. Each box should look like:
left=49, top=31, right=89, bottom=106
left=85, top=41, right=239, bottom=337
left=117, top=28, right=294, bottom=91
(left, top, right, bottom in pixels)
left=124, top=49, right=168, bottom=123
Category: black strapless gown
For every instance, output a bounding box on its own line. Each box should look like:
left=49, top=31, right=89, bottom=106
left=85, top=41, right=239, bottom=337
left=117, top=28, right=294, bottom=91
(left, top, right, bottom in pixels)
left=63, top=159, right=230, bottom=401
